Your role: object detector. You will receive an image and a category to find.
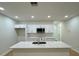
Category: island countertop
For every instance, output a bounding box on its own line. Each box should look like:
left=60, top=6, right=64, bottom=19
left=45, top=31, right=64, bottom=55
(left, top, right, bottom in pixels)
left=10, top=41, right=71, bottom=49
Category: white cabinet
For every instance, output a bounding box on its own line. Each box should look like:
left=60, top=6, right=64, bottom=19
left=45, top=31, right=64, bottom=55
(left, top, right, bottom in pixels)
left=15, top=24, right=55, bottom=33
left=27, top=25, right=40, bottom=33
left=27, top=24, right=54, bottom=33
left=14, top=24, right=26, bottom=28
left=41, top=24, right=54, bottom=33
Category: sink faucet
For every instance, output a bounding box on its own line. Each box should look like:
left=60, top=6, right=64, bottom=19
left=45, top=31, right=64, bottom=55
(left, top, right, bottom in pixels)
left=40, top=37, right=42, bottom=41
left=33, top=37, right=46, bottom=44
left=37, top=37, right=42, bottom=44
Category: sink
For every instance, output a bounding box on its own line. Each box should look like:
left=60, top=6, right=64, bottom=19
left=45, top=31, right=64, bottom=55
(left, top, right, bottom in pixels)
left=32, top=42, right=46, bottom=44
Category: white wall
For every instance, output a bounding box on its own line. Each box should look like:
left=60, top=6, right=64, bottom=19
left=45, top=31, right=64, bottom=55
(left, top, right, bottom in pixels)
left=0, top=14, right=17, bottom=55
left=61, top=16, right=79, bottom=49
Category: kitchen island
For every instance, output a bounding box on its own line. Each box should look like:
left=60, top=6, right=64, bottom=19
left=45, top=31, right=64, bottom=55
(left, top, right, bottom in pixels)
left=10, top=41, right=71, bottom=56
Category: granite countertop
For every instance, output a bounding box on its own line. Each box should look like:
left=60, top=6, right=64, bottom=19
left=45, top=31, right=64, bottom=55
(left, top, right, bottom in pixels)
left=10, top=41, right=71, bottom=49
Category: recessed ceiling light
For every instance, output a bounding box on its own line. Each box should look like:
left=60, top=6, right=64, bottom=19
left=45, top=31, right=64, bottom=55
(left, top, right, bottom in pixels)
left=0, top=7, right=5, bottom=11
left=31, top=16, right=34, bottom=18
left=15, top=16, right=19, bottom=18
left=65, top=15, right=68, bottom=18
left=48, top=16, right=51, bottom=18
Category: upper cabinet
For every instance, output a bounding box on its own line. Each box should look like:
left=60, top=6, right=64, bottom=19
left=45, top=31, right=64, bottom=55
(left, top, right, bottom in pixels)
left=27, top=25, right=40, bottom=33
left=41, top=24, right=55, bottom=33
left=27, top=24, right=55, bottom=33
left=42, top=25, right=52, bottom=33
left=14, top=24, right=55, bottom=33
left=14, top=24, right=26, bottom=29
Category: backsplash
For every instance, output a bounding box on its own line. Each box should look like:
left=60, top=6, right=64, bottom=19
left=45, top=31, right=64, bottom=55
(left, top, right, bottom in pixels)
left=27, top=33, right=53, bottom=37
left=27, top=33, right=55, bottom=41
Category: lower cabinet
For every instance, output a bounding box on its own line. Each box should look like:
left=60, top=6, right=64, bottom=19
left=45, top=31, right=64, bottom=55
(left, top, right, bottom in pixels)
left=11, top=48, right=70, bottom=56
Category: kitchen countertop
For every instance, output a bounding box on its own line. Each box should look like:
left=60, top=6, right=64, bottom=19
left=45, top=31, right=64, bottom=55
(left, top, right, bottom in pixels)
left=10, top=41, right=71, bottom=49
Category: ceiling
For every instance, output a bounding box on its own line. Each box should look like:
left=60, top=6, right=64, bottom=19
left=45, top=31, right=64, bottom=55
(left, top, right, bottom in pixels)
left=0, top=2, right=79, bottom=22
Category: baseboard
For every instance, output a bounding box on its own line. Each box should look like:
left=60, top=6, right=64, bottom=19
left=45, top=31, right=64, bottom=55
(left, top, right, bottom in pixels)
left=0, top=49, right=13, bottom=56
left=69, top=48, right=79, bottom=56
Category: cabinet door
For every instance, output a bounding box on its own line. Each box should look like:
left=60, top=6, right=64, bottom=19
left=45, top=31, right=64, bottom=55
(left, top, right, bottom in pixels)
left=28, top=25, right=35, bottom=33
left=47, top=25, right=53, bottom=33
